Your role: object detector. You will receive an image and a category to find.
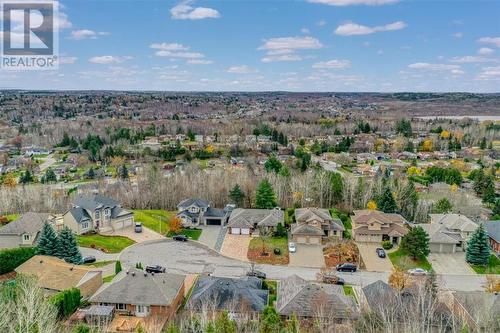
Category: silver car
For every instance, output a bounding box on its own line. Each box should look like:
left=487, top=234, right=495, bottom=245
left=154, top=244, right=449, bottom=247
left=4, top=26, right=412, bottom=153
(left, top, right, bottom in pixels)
left=288, top=242, right=297, bottom=253
left=134, top=222, right=143, bottom=233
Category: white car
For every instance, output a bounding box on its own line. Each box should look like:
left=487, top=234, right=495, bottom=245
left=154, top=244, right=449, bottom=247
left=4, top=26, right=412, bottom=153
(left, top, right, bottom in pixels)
left=288, top=242, right=297, bottom=253
left=407, top=268, right=428, bottom=276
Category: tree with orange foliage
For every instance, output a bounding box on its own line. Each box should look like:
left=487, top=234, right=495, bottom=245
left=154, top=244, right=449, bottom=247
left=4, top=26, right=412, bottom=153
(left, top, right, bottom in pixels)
left=3, top=173, right=17, bottom=188
left=485, top=275, right=500, bottom=293
left=367, top=200, right=377, bottom=210
left=388, top=267, right=411, bottom=291
left=421, top=139, right=433, bottom=152
left=169, top=216, right=182, bottom=235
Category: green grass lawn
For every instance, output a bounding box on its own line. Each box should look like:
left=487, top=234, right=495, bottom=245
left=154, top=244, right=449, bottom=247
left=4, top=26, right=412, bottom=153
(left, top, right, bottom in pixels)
left=167, top=228, right=202, bottom=240
left=470, top=255, right=500, bottom=274
left=83, top=260, right=116, bottom=268
left=263, top=280, right=278, bottom=306
left=388, top=248, right=432, bottom=271
left=133, top=210, right=175, bottom=235
left=103, top=274, right=115, bottom=283
left=248, top=236, right=289, bottom=265
left=343, top=285, right=357, bottom=302
left=77, top=234, right=135, bottom=253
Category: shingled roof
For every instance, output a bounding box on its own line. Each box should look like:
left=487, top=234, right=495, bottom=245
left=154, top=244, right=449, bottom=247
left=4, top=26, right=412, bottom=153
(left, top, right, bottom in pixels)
left=0, top=212, right=49, bottom=236
left=74, top=194, right=119, bottom=211
left=227, top=208, right=284, bottom=228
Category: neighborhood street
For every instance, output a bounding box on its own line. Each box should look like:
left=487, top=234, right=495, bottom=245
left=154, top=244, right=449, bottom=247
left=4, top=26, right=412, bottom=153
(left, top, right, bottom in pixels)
left=118, top=239, right=487, bottom=292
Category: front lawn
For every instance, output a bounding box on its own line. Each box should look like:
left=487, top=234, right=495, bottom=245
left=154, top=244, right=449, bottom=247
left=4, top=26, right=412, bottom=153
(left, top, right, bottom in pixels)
left=248, top=236, right=289, bottom=265
left=77, top=234, right=135, bottom=253
left=103, top=274, right=115, bottom=283
left=167, top=228, right=202, bottom=240
left=83, top=260, right=116, bottom=268
left=133, top=210, right=175, bottom=235
left=388, top=248, right=432, bottom=271
left=470, top=255, right=500, bottom=274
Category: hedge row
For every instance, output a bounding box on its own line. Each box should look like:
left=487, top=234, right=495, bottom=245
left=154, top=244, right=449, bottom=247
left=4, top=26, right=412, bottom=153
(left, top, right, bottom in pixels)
left=0, top=247, right=37, bottom=274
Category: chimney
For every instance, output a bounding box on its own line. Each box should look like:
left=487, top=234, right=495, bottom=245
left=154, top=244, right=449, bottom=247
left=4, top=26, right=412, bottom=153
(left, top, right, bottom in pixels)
left=132, top=272, right=135, bottom=277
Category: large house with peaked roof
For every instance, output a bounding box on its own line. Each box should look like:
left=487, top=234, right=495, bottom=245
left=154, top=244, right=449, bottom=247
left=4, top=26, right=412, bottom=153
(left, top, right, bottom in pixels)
left=276, top=275, right=358, bottom=323
left=226, top=208, right=284, bottom=235
left=291, top=208, right=345, bottom=244
left=351, top=210, right=408, bottom=244
left=0, top=212, right=54, bottom=249
left=63, top=194, right=134, bottom=234
left=419, top=214, right=479, bottom=252
left=176, top=198, right=232, bottom=227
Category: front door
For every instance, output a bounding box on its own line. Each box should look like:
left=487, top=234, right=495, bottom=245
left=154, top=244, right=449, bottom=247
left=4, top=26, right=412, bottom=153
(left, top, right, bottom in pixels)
left=136, top=305, right=150, bottom=317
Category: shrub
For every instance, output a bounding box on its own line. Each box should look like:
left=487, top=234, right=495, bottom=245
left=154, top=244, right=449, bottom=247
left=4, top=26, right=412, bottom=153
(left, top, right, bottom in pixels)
left=382, top=241, right=393, bottom=250
left=0, top=247, right=37, bottom=274
left=51, top=288, right=81, bottom=318
left=273, top=248, right=281, bottom=255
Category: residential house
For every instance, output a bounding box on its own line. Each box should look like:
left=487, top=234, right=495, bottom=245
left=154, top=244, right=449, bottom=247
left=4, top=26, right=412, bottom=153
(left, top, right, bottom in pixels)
left=186, top=276, right=268, bottom=318
left=427, top=214, right=479, bottom=251
left=227, top=208, right=284, bottom=235
left=276, top=275, right=358, bottom=323
left=0, top=212, right=54, bottom=249
left=176, top=198, right=232, bottom=227
left=90, top=268, right=185, bottom=319
left=15, top=255, right=102, bottom=297
left=63, top=194, right=134, bottom=234
left=450, top=291, right=500, bottom=331
left=418, top=222, right=462, bottom=253
left=351, top=210, right=408, bottom=245
left=483, top=221, right=500, bottom=254
left=291, top=208, right=344, bottom=244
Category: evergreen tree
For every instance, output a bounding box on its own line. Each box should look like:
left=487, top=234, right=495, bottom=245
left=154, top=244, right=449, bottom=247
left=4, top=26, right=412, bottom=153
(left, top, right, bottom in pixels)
left=214, top=311, right=237, bottom=333
left=255, top=179, right=277, bottom=209
left=57, top=227, right=82, bottom=264
left=87, top=167, right=95, bottom=179
left=118, top=164, right=129, bottom=179
left=278, top=165, right=291, bottom=178
left=482, top=177, right=496, bottom=205
left=44, top=168, right=57, bottom=183
left=434, top=197, right=453, bottom=213
left=37, top=223, right=59, bottom=256
left=228, top=184, right=245, bottom=207
left=115, top=261, right=122, bottom=274
left=480, top=137, right=487, bottom=149
left=466, top=224, right=490, bottom=265
left=264, top=154, right=282, bottom=173
left=19, top=170, right=34, bottom=184
left=260, top=306, right=282, bottom=333
left=377, top=186, right=397, bottom=213
left=400, top=226, right=430, bottom=260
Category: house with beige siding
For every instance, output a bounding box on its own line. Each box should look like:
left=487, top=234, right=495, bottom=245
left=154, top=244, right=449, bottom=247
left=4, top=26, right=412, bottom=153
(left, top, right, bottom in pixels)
left=63, top=194, right=134, bottom=234
left=351, top=210, right=408, bottom=245
left=291, top=208, right=344, bottom=244
left=15, top=255, right=102, bottom=297
left=0, top=213, right=54, bottom=249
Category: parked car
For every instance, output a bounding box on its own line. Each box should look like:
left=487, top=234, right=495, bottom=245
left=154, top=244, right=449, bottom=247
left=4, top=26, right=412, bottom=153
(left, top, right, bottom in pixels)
left=376, top=248, right=386, bottom=258
left=82, top=256, right=96, bottom=264
left=246, top=270, right=266, bottom=279
left=322, top=273, right=345, bottom=285
left=288, top=242, right=297, bottom=253
left=145, top=265, right=166, bottom=273
left=173, top=234, right=188, bottom=242
left=408, top=268, right=427, bottom=276
left=134, top=222, right=143, bottom=233
left=336, top=263, right=357, bottom=272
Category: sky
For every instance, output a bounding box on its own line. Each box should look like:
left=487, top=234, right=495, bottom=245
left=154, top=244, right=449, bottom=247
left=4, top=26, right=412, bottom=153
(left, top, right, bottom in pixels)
left=1, top=0, right=500, bottom=92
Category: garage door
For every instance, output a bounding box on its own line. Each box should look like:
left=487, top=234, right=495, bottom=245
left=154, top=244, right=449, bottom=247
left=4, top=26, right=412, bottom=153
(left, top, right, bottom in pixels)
left=241, top=228, right=250, bottom=235
left=297, top=237, right=306, bottom=244
left=124, top=218, right=133, bottom=227
left=206, top=219, right=222, bottom=226
left=309, top=237, right=320, bottom=244
left=231, top=228, right=240, bottom=235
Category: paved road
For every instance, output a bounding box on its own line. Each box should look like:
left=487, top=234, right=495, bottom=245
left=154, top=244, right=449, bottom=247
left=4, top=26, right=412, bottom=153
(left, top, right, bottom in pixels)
left=118, top=239, right=488, bottom=291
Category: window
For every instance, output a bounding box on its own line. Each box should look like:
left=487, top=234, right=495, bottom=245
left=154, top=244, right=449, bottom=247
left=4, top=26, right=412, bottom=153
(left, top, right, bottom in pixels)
left=136, top=305, right=149, bottom=315
left=82, top=222, right=89, bottom=229
left=104, top=208, right=111, bottom=217
left=23, top=234, right=30, bottom=241
left=333, top=230, right=337, bottom=236
left=95, top=210, right=100, bottom=219
left=115, top=303, right=126, bottom=310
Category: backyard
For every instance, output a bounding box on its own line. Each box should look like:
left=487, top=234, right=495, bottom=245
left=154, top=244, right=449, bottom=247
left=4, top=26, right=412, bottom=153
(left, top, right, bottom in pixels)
left=77, top=234, right=135, bottom=253
left=388, top=248, right=432, bottom=271
left=248, top=236, right=289, bottom=265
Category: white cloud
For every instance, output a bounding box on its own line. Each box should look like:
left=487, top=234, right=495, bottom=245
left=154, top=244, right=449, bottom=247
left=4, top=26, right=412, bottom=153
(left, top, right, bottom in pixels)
left=452, top=32, right=463, bottom=38
left=259, top=36, right=322, bottom=62
left=155, top=50, right=204, bottom=59
left=316, top=20, right=327, bottom=27
left=478, top=37, right=500, bottom=48
left=226, top=65, right=257, bottom=74
left=187, top=59, right=213, bottom=64
left=476, top=66, right=500, bottom=80
left=312, top=59, right=351, bottom=69
left=58, top=56, right=77, bottom=64
left=150, top=43, right=189, bottom=51
left=307, top=0, right=398, bottom=6
left=335, top=21, right=406, bottom=36
left=478, top=47, right=494, bottom=55
left=408, top=63, right=463, bottom=74
left=70, top=29, right=109, bottom=40
left=261, top=54, right=303, bottom=63
left=450, top=55, right=497, bottom=63
left=89, top=56, right=131, bottom=64
left=170, top=1, right=220, bottom=20
left=301, top=28, right=310, bottom=34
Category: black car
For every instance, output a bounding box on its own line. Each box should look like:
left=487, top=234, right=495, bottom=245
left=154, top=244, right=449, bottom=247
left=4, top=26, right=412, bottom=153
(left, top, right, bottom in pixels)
left=376, top=248, right=386, bottom=258
left=336, top=263, right=357, bottom=272
left=173, top=234, right=188, bottom=241
left=82, top=256, right=96, bottom=264
left=145, top=265, right=166, bottom=273
left=246, top=270, right=267, bottom=279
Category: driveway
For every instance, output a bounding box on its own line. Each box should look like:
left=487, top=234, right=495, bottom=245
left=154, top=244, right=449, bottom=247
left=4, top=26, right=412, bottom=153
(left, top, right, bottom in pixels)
left=102, top=226, right=164, bottom=243
left=289, top=244, right=325, bottom=268
left=197, top=225, right=221, bottom=249
left=220, top=234, right=250, bottom=262
left=357, top=243, right=393, bottom=272
left=428, top=252, right=475, bottom=275
left=80, top=247, right=119, bottom=262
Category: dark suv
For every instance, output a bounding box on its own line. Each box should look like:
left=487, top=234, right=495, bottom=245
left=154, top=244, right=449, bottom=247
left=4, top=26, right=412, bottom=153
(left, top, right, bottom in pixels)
left=145, top=265, right=166, bottom=273
left=246, top=270, right=266, bottom=279
left=376, top=248, right=386, bottom=258
left=336, top=263, right=357, bottom=272
left=173, top=234, right=188, bottom=242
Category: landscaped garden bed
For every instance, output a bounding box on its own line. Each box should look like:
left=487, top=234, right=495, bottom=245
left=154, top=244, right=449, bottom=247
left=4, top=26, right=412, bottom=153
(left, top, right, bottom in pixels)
left=248, top=236, right=289, bottom=265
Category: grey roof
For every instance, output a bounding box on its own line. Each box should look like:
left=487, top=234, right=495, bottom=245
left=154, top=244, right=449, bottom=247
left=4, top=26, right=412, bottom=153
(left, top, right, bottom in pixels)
left=362, top=280, right=397, bottom=310
left=295, top=208, right=345, bottom=231
left=0, top=212, right=49, bottom=236
left=453, top=291, right=500, bottom=326
left=177, top=210, right=199, bottom=220
left=429, top=214, right=478, bottom=232
left=419, top=223, right=460, bottom=244
left=204, top=207, right=226, bottom=218
left=90, top=269, right=185, bottom=306
left=276, top=275, right=358, bottom=319
left=227, top=208, right=284, bottom=228
left=74, top=194, right=119, bottom=211
left=177, top=198, right=210, bottom=210
left=85, top=305, right=114, bottom=317
left=68, top=207, right=91, bottom=224
left=186, top=276, right=268, bottom=313
left=291, top=223, right=324, bottom=236
left=484, top=221, right=500, bottom=243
